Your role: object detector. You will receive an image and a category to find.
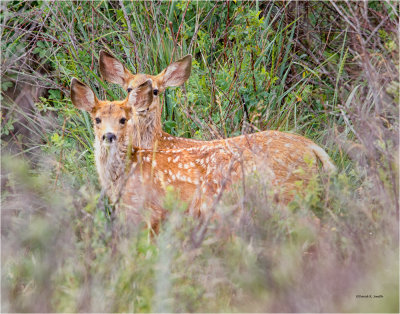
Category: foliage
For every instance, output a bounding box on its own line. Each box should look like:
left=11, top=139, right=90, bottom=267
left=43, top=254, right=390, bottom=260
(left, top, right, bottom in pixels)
left=1, top=0, right=398, bottom=312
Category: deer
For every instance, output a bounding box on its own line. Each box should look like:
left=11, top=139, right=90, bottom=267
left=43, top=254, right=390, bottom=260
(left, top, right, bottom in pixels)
left=98, top=50, right=335, bottom=175
left=70, top=71, right=335, bottom=232
left=71, top=77, right=169, bottom=230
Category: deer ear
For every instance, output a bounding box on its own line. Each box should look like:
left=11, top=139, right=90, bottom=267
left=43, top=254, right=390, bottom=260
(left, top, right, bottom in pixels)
left=128, top=80, right=153, bottom=110
left=99, top=50, right=132, bottom=88
left=156, top=54, right=192, bottom=91
left=70, top=78, right=97, bottom=112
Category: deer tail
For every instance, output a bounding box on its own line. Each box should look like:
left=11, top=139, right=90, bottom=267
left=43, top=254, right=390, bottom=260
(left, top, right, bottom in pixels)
left=309, top=144, right=337, bottom=173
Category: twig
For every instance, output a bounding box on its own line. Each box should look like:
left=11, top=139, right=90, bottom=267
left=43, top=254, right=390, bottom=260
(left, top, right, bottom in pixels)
left=190, top=156, right=238, bottom=248
left=170, top=0, right=190, bottom=62
left=53, top=116, right=68, bottom=190
left=119, top=0, right=141, bottom=72
left=188, top=3, right=219, bottom=53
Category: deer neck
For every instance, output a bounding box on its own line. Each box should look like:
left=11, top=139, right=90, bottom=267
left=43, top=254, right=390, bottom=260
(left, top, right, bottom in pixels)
left=94, top=137, right=128, bottom=203
left=129, top=100, right=162, bottom=150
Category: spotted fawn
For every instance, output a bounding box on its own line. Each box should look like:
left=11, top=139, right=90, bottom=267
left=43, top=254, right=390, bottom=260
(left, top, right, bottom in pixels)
left=70, top=67, right=335, bottom=230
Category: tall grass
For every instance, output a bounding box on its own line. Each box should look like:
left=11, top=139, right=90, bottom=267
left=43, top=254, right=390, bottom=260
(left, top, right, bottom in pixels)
left=1, top=1, right=399, bottom=312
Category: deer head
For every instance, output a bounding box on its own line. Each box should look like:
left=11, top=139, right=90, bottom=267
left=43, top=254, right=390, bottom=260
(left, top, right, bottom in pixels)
left=99, top=50, right=192, bottom=93
left=70, top=77, right=155, bottom=149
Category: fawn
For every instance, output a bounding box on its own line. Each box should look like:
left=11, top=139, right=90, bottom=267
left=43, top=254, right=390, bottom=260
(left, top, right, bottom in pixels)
left=99, top=50, right=335, bottom=175
left=71, top=78, right=169, bottom=228
left=98, top=50, right=335, bottom=177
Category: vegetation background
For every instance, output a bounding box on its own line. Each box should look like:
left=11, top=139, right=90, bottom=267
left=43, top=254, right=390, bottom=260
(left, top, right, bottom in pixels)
left=1, top=0, right=399, bottom=312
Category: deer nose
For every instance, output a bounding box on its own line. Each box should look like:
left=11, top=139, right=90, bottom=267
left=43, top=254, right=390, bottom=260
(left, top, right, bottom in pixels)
left=102, top=132, right=116, bottom=143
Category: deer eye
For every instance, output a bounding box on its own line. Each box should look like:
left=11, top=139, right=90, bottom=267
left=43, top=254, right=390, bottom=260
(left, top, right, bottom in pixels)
left=119, top=117, right=126, bottom=125
left=153, top=89, right=158, bottom=96
left=95, top=117, right=101, bottom=124
left=127, top=88, right=132, bottom=93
